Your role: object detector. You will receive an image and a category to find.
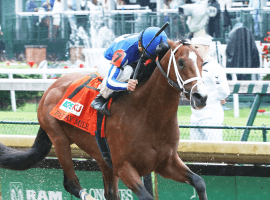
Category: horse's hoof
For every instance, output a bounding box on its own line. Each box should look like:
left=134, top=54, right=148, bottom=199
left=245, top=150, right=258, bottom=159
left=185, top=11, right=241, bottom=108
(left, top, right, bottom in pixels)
left=80, top=190, right=96, bottom=200
left=84, top=194, right=96, bottom=200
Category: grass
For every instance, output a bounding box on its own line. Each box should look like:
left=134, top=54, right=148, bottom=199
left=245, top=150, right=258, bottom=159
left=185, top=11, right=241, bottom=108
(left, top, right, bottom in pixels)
left=177, top=105, right=270, bottom=126
left=0, top=103, right=269, bottom=141
left=0, top=62, right=30, bottom=69
left=177, top=104, right=270, bottom=142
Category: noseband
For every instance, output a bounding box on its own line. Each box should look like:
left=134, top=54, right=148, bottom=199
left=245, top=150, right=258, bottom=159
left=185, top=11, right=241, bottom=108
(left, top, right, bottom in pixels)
left=156, top=42, right=203, bottom=99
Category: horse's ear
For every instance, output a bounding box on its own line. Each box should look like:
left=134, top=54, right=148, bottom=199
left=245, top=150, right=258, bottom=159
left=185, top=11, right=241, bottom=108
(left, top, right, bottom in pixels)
left=167, top=39, right=174, bottom=48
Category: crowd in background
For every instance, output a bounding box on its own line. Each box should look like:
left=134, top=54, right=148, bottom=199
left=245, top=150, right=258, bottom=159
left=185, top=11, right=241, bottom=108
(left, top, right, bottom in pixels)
left=22, top=0, right=270, bottom=42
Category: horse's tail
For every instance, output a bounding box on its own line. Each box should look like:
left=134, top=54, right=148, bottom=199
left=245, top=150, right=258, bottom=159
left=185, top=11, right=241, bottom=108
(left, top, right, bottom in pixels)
left=0, top=127, right=52, bottom=170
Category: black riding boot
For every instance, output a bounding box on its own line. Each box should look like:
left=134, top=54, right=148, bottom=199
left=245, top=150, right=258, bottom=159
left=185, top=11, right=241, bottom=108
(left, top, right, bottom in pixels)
left=91, top=94, right=110, bottom=115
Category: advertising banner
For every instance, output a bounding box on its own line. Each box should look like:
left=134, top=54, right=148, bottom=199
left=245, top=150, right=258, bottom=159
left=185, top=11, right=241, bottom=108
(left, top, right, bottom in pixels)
left=0, top=168, right=136, bottom=200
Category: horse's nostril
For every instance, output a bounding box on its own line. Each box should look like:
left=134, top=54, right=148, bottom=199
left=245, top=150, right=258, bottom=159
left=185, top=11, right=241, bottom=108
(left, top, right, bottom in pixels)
left=192, top=92, right=203, bottom=100
left=191, top=93, right=208, bottom=109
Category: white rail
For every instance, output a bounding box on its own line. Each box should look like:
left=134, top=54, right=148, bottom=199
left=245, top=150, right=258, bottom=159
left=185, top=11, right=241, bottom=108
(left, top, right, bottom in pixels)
left=0, top=68, right=97, bottom=111
left=0, top=68, right=270, bottom=113
left=0, top=68, right=96, bottom=75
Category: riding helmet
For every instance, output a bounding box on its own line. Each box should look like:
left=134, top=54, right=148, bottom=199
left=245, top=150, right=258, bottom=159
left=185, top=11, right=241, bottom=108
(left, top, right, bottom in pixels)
left=138, top=27, right=168, bottom=57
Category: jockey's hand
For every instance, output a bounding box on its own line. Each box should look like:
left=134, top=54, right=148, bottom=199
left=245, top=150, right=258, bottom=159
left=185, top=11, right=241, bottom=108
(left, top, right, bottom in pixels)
left=127, top=79, right=138, bottom=92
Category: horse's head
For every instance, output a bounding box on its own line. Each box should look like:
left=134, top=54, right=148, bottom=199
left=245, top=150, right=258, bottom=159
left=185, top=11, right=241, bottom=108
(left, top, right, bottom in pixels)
left=156, top=39, right=208, bottom=109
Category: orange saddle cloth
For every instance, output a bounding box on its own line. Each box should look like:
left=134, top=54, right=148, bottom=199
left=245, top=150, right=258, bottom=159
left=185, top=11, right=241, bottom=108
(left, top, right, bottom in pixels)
left=50, top=73, right=104, bottom=136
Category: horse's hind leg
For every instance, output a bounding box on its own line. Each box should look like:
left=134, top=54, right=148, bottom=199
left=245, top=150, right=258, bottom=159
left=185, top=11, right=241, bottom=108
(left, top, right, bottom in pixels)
left=99, top=164, right=120, bottom=200
left=156, top=154, right=207, bottom=200
left=50, top=133, right=83, bottom=198
left=117, top=162, right=153, bottom=200
left=45, top=125, right=94, bottom=200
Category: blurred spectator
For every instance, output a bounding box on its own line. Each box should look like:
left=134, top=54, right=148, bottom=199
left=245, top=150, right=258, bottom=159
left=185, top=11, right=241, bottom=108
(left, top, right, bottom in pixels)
left=223, top=4, right=231, bottom=29
left=26, top=0, right=39, bottom=39
left=163, top=0, right=180, bottom=38
left=179, top=0, right=210, bottom=39
left=190, top=37, right=230, bottom=141
left=249, top=0, right=261, bottom=36
left=89, top=0, right=105, bottom=48
left=67, top=0, right=77, bottom=30
left=0, top=26, right=5, bottom=61
left=185, top=0, right=193, bottom=4
left=226, top=25, right=260, bottom=80
left=117, top=0, right=130, bottom=5
left=102, top=0, right=109, bottom=11
left=163, top=0, right=171, bottom=32
left=80, top=0, right=91, bottom=10
left=77, top=0, right=91, bottom=30
left=177, top=0, right=186, bottom=36
left=26, top=0, right=38, bottom=12
left=52, top=0, right=63, bottom=39
left=208, top=0, right=221, bottom=38
left=42, top=0, right=55, bottom=11
left=137, top=0, right=155, bottom=10
left=218, top=0, right=231, bottom=10
left=40, top=0, right=55, bottom=39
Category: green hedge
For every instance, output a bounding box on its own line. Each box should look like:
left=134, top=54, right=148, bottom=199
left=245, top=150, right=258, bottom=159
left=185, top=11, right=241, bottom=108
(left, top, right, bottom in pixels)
left=0, top=74, right=43, bottom=110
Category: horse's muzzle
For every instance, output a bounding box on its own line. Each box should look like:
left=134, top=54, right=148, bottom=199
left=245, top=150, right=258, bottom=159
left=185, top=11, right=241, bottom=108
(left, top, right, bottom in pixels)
left=190, top=83, right=208, bottom=110
left=190, top=92, right=208, bottom=109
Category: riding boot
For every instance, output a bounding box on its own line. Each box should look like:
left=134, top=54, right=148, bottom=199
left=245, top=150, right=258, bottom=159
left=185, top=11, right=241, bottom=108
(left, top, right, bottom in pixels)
left=99, top=91, right=120, bottom=116
left=91, top=94, right=110, bottom=115
left=100, top=101, right=110, bottom=116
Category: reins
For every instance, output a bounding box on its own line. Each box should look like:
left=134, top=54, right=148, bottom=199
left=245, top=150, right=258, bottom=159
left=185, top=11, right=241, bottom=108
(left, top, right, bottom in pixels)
left=155, top=42, right=203, bottom=99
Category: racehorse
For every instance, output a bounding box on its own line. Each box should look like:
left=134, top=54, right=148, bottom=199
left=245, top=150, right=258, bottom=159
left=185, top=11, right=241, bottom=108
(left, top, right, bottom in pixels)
left=0, top=39, right=208, bottom=200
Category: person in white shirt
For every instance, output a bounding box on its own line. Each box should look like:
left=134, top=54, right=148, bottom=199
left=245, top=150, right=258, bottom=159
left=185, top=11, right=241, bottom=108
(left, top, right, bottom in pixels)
left=52, top=0, right=63, bottom=38
left=190, top=37, right=230, bottom=141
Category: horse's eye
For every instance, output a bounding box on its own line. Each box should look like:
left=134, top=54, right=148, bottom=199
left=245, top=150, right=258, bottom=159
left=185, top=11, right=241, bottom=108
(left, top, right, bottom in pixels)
left=178, top=58, right=185, bottom=70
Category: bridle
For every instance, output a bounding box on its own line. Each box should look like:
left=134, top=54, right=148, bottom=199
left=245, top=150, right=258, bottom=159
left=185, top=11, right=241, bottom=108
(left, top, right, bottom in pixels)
left=156, top=42, right=203, bottom=99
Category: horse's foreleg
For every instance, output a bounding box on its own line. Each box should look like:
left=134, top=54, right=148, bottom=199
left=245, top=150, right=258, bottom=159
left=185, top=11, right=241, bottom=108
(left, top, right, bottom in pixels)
left=99, top=164, right=120, bottom=200
left=117, top=162, right=153, bottom=200
left=156, top=154, right=207, bottom=200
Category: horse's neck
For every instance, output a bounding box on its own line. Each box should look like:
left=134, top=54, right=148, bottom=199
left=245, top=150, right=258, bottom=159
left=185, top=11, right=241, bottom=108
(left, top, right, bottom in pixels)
left=137, top=66, right=180, bottom=116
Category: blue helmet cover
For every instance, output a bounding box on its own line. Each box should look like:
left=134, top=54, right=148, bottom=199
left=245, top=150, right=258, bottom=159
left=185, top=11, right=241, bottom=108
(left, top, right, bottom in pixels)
left=139, top=27, right=168, bottom=57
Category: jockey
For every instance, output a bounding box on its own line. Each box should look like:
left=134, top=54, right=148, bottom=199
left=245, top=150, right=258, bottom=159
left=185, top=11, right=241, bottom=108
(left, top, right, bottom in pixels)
left=91, top=27, right=168, bottom=115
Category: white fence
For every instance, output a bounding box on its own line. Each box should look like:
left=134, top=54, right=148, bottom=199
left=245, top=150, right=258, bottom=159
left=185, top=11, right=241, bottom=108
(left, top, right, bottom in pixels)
left=0, top=68, right=97, bottom=111
left=0, top=68, right=270, bottom=113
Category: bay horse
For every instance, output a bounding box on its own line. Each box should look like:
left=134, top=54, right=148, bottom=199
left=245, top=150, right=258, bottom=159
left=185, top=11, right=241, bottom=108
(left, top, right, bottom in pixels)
left=0, top=39, right=208, bottom=200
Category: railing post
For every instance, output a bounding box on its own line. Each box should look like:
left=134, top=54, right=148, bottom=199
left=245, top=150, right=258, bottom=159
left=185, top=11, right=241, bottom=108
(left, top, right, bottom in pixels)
left=262, top=129, right=267, bottom=142
left=232, top=73, right=239, bottom=118
left=8, top=73, right=16, bottom=112
left=241, top=94, right=263, bottom=141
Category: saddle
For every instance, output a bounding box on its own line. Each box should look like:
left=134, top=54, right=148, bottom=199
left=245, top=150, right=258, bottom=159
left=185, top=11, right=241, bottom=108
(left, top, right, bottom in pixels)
left=50, top=73, right=113, bottom=168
